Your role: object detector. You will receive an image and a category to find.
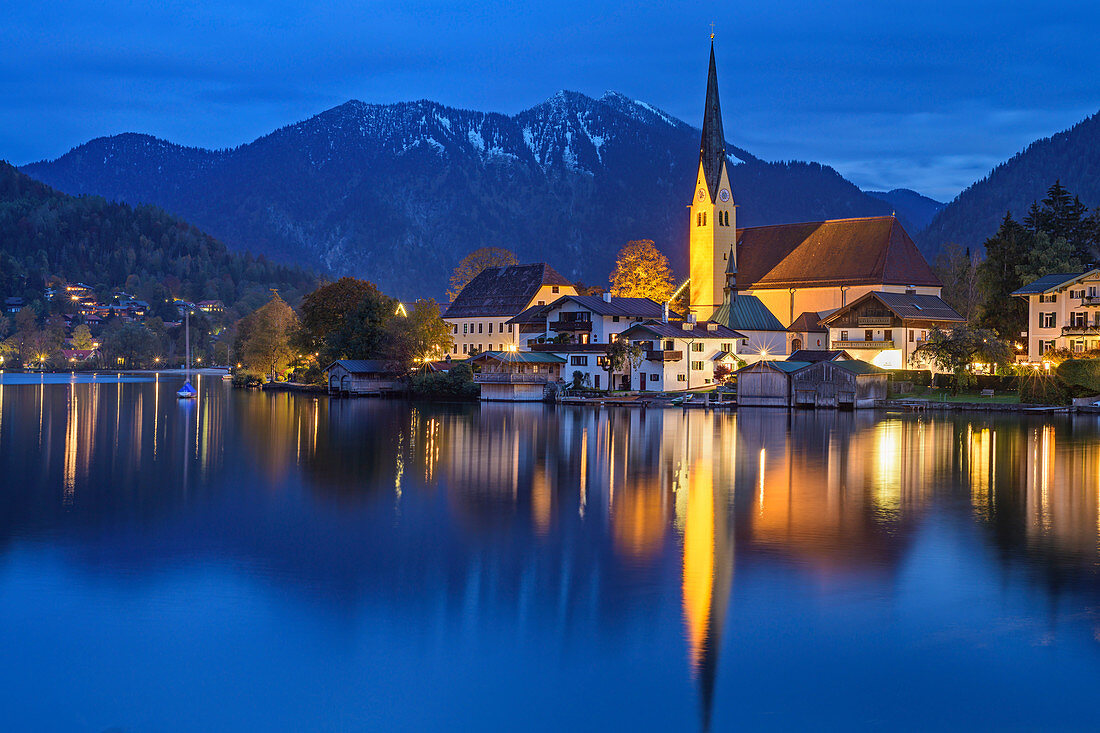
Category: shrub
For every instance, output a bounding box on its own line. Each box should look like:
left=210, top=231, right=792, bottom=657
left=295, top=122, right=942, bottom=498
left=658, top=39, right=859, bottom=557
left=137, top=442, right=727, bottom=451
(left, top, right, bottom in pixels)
left=1018, top=374, right=1072, bottom=405
left=889, top=369, right=932, bottom=386
left=408, top=361, right=479, bottom=400
left=1055, top=358, right=1100, bottom=394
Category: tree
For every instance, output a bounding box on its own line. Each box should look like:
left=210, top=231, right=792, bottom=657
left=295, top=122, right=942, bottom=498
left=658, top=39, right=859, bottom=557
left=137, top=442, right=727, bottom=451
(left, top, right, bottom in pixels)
left=608, top=240, right=675, bottom=302
left=238, top=292, right=300, bottom=380
left=1015, top=231, right=1082, bottom=286
left=1023, top=181, right=1099, bottom=263
left=71, top=324, right=95, bottom=350
left=385, top=299, right=454, bottom=371
left=976, top=213, right=1032, bottom=338
left=933, top=243, right=981, bottom=322
left=5, top=307, right=45, bottom=367
left=101, top=322, right=159, bottom=368
left=911, top=325, right=1013, bottom=393
left=448, top=247, right=518, bottom=302
left=298, top=277, right=396, bottom=365
left=602, top=339, right=644, bottom=392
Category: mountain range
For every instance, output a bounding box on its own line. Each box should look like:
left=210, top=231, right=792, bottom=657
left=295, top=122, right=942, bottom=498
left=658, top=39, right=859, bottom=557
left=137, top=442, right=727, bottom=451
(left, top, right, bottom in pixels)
left=919, top=109, right=1100, bottom=254
left=22, top=91, right=908, bottom=300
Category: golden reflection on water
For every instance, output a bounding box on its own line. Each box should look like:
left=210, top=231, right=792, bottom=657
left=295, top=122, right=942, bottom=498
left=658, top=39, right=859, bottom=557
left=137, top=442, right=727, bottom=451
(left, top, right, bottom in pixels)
left=18, top=381, right=1100, bottom=713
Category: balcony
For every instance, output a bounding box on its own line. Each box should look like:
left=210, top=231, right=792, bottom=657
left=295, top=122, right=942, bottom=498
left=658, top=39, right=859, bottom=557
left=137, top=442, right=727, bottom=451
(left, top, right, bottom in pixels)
left=1061, top=324, right=1100, bottom=336
left=831, top=340, right=894, bottom=350
left=549, top=319, right=593, bottom=332
left=1082, top=295, right=1100, bottom=306
left=857, top=315, right=894, bottom=327
left=475, top=373, right=549, bottom=384
left=646, top=350, right=683, bottom=362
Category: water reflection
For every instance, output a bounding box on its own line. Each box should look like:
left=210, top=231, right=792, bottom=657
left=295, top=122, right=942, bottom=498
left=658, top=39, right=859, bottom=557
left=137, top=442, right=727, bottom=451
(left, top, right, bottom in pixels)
left=3, top=377, right=1100, bottom=729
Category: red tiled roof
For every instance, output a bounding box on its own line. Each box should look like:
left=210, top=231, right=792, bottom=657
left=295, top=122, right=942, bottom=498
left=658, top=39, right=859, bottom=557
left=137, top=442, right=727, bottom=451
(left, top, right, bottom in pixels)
left=736, top=216, right=940, bottom=290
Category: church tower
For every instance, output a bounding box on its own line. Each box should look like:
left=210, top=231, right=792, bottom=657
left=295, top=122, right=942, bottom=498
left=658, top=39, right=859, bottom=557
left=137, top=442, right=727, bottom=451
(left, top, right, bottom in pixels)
left=689, top=41, right=736, bottom=322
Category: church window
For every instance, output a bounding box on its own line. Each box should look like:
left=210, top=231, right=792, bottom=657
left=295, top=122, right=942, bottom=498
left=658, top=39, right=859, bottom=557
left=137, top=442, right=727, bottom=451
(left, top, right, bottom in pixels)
left=696, top=213, right=702, bottom=227
left=702, top=212, right=707, bottom=226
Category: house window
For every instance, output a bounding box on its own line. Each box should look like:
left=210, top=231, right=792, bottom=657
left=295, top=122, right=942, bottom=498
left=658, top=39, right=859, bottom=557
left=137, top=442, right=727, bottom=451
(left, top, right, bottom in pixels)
left=478, top=323, right=483, bottom=334
left=865, top=329, right=873, bottom=341
left=1038, top=293, right=1055, bottom=303
left=691, top=342, right=704, bottom=352
left=909, top=330, right=915, bottom=342
left=651, top=373, right=660, bottom=381
left=720, top=342, right=731, bottom=352
left=463, top=323, right=468, bottom=335
left=508, top=324, right=513, bottom=333
left=462, top=344, right=468, bottom=354
left=840, top=330, right=848, bottom=341
left=552, top=286, right=560, bottom=294
left=488, top=322, right=493, bottom=334
left=884, top=329, right=892, bottom=342
left=453, top=324, right=458, bottom=334
left=677, top=374, right=686, bottom=382
left=1040, top=312, right=1056, bottom=328
left=612, top=315, right=620, bottom=322
left=691, top=360, right=703, bottom=370
left=570, top=356, right=588, bottom=366
left=453, top=346, right=458, bottom=354
left=500, top=322, right=504, bottom=331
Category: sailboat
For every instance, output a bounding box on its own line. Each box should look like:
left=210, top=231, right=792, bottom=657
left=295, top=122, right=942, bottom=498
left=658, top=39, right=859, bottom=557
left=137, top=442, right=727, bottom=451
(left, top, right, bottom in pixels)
left=177, top=306, right=197, bottom=399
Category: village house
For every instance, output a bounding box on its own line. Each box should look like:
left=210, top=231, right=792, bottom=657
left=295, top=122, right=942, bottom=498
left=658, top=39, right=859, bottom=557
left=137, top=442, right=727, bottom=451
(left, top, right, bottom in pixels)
left=618, top=319, right=745, bottom=392
left=443, top=263, right=577, bottom=357
left=325, top=359, right=404, bottom=396
left=1012, top=270, right=1100, bottom=361
left=819, top=290, right=965, bottom=369
left=469, top=351, right=566, bottom=401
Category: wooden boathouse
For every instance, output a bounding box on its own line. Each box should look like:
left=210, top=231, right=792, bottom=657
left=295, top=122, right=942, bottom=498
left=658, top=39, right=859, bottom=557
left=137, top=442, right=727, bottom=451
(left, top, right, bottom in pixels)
left=324, top=359, right=403, bottom=396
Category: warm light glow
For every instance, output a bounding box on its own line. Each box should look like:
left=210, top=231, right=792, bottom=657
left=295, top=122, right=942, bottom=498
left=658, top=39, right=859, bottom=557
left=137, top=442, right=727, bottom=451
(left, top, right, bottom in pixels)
left=872, top=349, right=903, bottom=370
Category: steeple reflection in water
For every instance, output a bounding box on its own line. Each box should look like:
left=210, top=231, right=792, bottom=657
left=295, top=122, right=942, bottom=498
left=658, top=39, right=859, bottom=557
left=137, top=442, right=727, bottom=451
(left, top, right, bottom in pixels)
left=2, top=377, right=1100, bottom=730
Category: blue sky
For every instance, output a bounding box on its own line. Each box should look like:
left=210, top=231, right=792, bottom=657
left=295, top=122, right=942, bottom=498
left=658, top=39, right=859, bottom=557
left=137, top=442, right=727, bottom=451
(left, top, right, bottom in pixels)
left=1, top=0, right=1097, bottom=201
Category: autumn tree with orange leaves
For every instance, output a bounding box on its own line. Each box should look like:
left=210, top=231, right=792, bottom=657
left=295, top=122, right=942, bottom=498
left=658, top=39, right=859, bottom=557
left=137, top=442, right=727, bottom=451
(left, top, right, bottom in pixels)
left=608, top=239, right=675, bottom=302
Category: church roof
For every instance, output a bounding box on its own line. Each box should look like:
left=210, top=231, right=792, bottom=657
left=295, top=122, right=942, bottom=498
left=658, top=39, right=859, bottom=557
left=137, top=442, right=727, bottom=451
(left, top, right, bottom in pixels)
left=734, top=216, right=941, bottom=290
left=444, top=263, right=572, bottom=318
left=712, top=293, right=786, bottom=332
left=699, top=42, right=726, bottom=201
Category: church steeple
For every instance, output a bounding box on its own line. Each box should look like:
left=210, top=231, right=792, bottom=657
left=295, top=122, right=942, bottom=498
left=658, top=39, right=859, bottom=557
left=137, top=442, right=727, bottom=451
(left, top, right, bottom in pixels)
left=688, top=39, right=736, bottom=323
left=699, top=42, right=726, bottom=201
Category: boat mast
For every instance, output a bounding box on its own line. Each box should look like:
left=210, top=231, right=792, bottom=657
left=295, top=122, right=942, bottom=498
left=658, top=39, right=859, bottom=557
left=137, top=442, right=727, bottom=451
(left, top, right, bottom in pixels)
left=185, top=307, right=191, bottom=375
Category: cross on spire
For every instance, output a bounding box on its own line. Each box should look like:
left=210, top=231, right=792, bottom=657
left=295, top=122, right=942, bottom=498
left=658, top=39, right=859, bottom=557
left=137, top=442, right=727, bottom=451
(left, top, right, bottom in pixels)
left=709, top=21, right=715, bottom=40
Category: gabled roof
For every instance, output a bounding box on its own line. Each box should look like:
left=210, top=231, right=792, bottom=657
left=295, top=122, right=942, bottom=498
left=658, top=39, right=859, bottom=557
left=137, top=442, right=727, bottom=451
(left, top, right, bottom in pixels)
left=712, top=293, right=786, bottom=332
left=468, top=351, right=566, bottom=364
left=1010, top=270, right=1095, bottom=296
left=829, top=359, right=887, bottom=375
left=324, top=359, right=392, bottom=374
left=788, top=349, right=851, bottom=362
left=788, top=310, right=827, bottom=333
left=738, top=360, right=811, bottom=374
left=735, top=216, right=940, bottom=290
left=444, top=263, right=572, bottom=318
left=507, top=295, right=674, bottom=324
left=620, top=320, right=746, bottom=341
left=821, top=291, right=965, bottom=324
left=699, top=42, right=727, bottom=201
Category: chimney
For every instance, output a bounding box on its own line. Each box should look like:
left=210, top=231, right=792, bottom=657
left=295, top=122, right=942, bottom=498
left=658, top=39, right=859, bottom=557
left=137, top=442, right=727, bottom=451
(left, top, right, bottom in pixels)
left=662, top=302, right=669, bottom=323
left=906, top=285, right=916, bottom=295
left=603, top=292, right=612, bottom=304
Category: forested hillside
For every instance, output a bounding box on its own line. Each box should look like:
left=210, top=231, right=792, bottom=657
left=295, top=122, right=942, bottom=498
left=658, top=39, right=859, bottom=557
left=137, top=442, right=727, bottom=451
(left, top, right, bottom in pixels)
left=0, top=161, right=317, bottom=318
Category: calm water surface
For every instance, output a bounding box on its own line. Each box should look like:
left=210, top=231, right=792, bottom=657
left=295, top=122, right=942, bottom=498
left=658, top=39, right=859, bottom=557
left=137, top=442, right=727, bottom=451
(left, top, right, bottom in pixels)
left=1, top=372, right=1099, bottom=731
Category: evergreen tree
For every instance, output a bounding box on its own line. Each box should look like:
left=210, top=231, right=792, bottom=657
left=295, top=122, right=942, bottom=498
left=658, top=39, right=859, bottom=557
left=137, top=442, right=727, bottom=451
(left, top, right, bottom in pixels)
left=976, top=213, right=1032, bottom=338
left=1023, top=181, right=1100, bottom=263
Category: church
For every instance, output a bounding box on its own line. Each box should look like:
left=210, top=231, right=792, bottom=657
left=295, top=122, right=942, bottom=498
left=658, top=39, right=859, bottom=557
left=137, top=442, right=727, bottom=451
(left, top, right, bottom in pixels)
left=688, top=41, right=954, bottom=362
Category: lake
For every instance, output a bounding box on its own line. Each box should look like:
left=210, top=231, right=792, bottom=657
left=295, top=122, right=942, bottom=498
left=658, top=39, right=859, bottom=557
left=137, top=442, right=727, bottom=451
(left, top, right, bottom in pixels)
left=1, top=372, right=1099, bottom=731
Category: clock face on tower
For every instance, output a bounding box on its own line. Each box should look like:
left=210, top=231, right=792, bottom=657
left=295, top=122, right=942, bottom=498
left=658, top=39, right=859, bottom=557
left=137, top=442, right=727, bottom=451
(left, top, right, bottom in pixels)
left=719, top=188, right=731, bottom=202
left=697, top=188, right=705, bottom=201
